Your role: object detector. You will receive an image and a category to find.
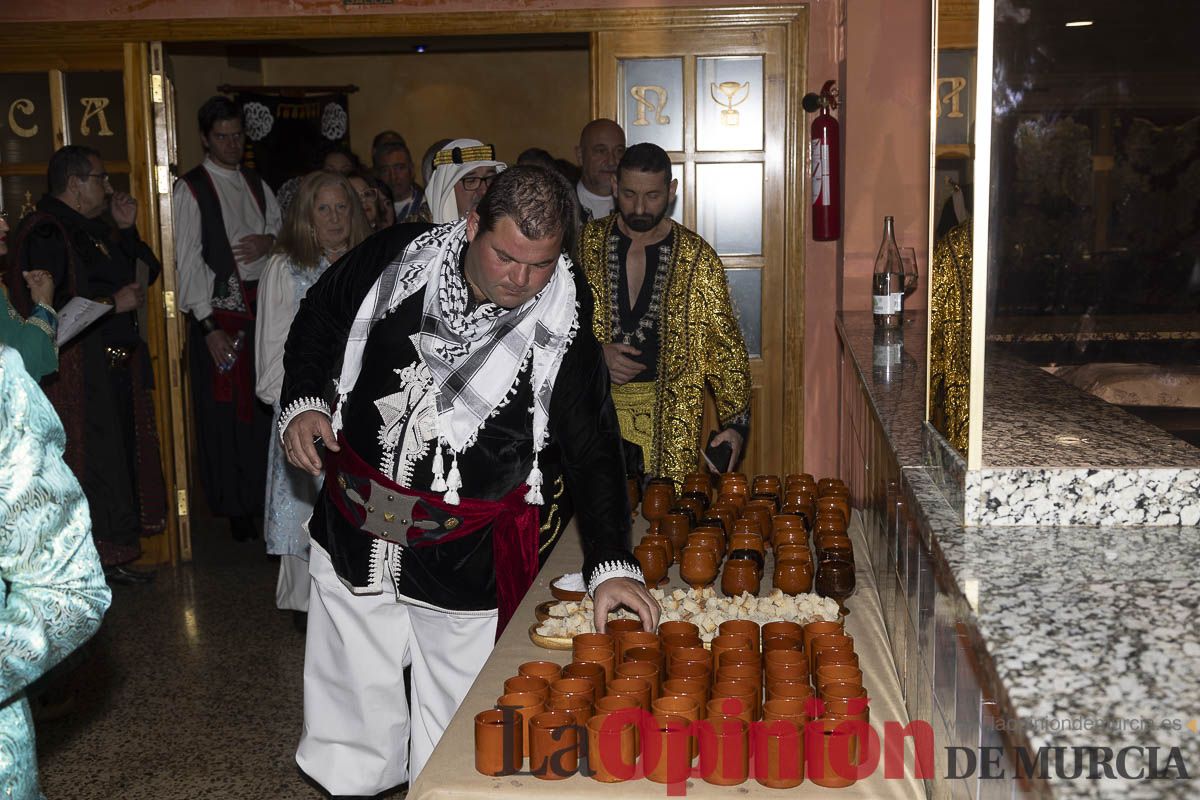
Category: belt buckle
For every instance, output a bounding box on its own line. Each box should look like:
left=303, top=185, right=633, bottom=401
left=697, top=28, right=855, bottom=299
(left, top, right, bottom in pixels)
left=343, top=476, right=440, bottom=545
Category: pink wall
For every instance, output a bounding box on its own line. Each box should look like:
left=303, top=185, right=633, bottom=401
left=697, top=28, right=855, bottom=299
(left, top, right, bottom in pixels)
left=5, top=0, right=931, bottom=478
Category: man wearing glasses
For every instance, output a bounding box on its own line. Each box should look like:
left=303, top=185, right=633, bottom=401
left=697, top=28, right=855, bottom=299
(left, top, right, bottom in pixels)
left=173, top=95, right=281, bottom=545
left=422, top=138, right=506, bottom=224
left=7, top=144, right=165, bottom=584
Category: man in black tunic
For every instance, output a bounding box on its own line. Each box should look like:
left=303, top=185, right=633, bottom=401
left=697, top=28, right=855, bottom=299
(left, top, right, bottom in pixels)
left=8, top=145, right=165, bottom=581
left=278, top=166, right=656, bottom=797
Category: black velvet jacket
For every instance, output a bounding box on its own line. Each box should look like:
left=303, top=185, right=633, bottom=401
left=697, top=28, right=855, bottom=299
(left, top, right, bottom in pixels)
left=281, top=223, right=637, bottom=611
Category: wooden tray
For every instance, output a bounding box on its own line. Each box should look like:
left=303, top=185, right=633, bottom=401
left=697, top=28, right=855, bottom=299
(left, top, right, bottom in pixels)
left=534, top=600, right=557, bottom=623
left=529, top=622, right=573, bottom=650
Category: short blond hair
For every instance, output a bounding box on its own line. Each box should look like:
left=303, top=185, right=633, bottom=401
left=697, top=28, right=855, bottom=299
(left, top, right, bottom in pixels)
left=275, top=171, right=371, bottom=269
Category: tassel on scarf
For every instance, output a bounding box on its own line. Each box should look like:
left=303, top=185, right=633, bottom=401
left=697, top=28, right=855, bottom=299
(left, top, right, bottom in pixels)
left=443, top=451, right=462, bottom=505
left=430, top=440, right=448, bottom=492
left=523, top=452, right=544, bottom=505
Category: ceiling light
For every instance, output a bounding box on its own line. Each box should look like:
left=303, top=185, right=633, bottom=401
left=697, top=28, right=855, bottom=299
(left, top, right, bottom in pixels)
left=1064, top=20, right=1093, bottom=27
left=414, top=44, right=427, bottom=53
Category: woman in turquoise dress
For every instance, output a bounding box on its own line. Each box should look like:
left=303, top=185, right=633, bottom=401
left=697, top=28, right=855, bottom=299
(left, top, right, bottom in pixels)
left=0, top=210, right=58, bottom=381
left=0, top=344, right=112, bottom=799
left=255, top=171, right=370, bottom=615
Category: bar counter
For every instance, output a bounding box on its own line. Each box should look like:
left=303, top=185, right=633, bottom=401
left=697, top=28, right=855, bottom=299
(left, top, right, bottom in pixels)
left=836, top=312, right=1200, bottom=800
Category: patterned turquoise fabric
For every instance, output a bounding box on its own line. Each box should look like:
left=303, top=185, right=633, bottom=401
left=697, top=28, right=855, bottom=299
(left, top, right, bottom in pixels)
left=0, top=346, right=111, bottom=799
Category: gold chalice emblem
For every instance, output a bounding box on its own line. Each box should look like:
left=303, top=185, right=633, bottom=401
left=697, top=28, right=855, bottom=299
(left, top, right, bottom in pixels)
left=711, top=81, right=750, bottom=126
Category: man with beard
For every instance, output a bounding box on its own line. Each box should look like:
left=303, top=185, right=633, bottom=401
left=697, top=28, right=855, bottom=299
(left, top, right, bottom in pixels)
left=579, top=143, right=751, bottom=488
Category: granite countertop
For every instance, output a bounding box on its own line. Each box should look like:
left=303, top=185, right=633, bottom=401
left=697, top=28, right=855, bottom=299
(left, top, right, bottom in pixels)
left=906, top=467, right=1200, bottom=799
left=836, top=312, right=928, bottom=467
left=981, top=351, right=1200, bottom=469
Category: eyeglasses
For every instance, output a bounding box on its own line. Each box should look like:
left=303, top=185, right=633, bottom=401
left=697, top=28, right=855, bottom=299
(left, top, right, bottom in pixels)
left=459, top=173, right=497, bottom=191
left=84, top=172, right=111, bottom=185
left=357, top=188, right=379, bottom=201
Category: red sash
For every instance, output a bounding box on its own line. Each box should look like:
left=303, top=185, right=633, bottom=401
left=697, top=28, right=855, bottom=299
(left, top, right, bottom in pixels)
left=325, top=435, right=539, bottom=637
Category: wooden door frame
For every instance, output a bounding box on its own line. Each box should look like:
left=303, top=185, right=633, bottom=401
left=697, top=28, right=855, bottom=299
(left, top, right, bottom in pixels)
left=0, top=4, right=809, bottom=493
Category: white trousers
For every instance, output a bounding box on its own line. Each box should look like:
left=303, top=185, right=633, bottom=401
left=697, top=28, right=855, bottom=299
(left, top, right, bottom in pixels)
left=275, top=554, right=311, bottom=612
left=296, top=544, right=498, bottom=796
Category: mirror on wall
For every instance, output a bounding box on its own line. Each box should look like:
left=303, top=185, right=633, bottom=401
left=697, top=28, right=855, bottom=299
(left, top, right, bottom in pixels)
left=926, top=0, right=978, bottom=456
left=981, top=1, right=1200, bottom=454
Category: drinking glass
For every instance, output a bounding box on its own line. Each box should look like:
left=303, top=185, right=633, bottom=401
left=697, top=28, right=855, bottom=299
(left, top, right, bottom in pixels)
left=900, top=247, right=919, bottom=321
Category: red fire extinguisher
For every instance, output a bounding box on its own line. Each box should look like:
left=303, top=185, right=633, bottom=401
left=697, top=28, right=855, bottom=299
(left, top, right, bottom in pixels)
left=805, top=80, right=841, bottom=241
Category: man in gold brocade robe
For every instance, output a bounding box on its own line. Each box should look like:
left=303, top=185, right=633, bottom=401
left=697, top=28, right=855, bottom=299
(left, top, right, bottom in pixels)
left=579, top=143, right=751, bottom=487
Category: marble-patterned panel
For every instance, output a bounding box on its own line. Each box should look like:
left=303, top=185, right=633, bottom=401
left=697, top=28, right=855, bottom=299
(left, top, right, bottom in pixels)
left=925, top=421, right=967, bottom=520
left=965, top=467, right=1200, bottom=527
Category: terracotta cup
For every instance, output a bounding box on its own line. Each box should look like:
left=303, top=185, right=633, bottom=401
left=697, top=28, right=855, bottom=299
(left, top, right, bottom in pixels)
left=604, top=618, right=644, bottom=655
left=718, top=650, right=762, bottom=672
left=809, top=633, right=855, bottom=675
left=658, top=513, right=691, bottom=554
left=815, top=647, right=860, bottom=670
left=752, top=474, right=781, bottom=494
left=766, top=679, right=814, bottom=704
left=816, top=665, right=864, bottom=693
left=814, top=514, right=847, bottom=535
left=624, top=645, right=665, bottom=673
left=698, top=715, right=750, bottom=786
left=816, top=532, right=853, bottom=552
left=765, top=649, right=809, bottom=683
left=710, top=680, right=758, bottom=723
left=706, top=504, right=738, bottom=539
left=641, top=481, right=675, bottom=524
left=678, top=545, right=719, bottom=590
left=668, top=645, right=710, bottom=672
left=573, top=632, right=614, bottom=658
left=719, top=472, right=749, bottom=491
left=616, top=660, right=662, bottom=701
left=762, top=620, right=805, bottom=642
left=668, top=661, right=712, bottom=692
left=744, top=502, right=776, bottom=539
left=773, top=528, right=808, bottom=548
left=816, top=477, right=844, bottom=494
left=573, top=646, right=615, bottom=684
left=606, top=676, right=652, bottom=712
left=634, top=543, right=668, bottom=588
left=660, top=633, right=703, bottom=663
left=661, top=678, right=709, bottom=720
left=716, top=666, right=762, bottom=717
left=729, top=532, right=765, bottom=557
left=475, top=708, right=523, bottom=776
left=785, top=472, right=815, bottom=486
left=618, top=632, right=659, bottom=664
left=807, top=717, right=857, bottom=788
left=642, top=713, right=693, bottom=784
left=548, top=692, right=593, bottom=727
left=519, top=661, right=563, bottom=684
left=504, top=674, right=550, bottom=702
left=658, top=620, right=700, bottom=640
left=718, top=619, right=761, bottom=653
left=586, top=713, right=638, bottom=782
left=681, top=474, right=712, bottom=500
left=709, top=633, right=753, bottom=673
left=802, top=620, right=845, bottom=654
left=824, top=696, right=871, bottom=724
left=731, top=515, right=765, bottom=543
left=675, top=495, right=707, bottom=525
left=528, top=710, right=579, bottom=780
left=818, top=495, right=850, bottom=526
left=687, top=531, right=724, bottom=558
left=753, top=717, right=804, bottom=789
left=773, top=558, right=814, bottom=595
left=594, top=693, right=640, bottom=718
left=651, top=695, right=701, bottom=759
left=763, top=697, right=811, bottom=729
left=762, top=634, right=804, bottom=655
left=721, top=560, right=761, bottom=597
left=641, top=533, right=674, bottom=567
left=496, top=691, right=545, bottom=757
left=563, top=661, right=607, bottom=701
left=822, top=682, right=867, bottom=702
left=549, top=677, right=595, bottom=708
left=774, top=542, right=811, bottom=561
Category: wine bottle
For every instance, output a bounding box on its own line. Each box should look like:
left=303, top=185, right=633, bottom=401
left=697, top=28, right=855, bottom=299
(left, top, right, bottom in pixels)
left=872, top=216, right=904, bottom=328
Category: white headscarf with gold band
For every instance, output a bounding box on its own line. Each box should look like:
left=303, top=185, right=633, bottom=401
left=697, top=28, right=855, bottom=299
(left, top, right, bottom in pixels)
left=425, top=139, right=508, bottom=224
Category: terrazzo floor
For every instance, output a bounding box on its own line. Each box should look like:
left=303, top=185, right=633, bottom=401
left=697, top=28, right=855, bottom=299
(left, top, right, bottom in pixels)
left=33, top=513, right=406, bottom=799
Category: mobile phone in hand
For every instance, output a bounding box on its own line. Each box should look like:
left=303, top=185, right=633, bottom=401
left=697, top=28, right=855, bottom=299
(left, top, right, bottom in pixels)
left=704, top=431, right=733, bottom=474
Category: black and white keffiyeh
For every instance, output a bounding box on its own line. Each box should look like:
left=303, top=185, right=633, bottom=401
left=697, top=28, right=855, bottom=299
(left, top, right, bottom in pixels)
left=333, top=218, right=578, bottom=505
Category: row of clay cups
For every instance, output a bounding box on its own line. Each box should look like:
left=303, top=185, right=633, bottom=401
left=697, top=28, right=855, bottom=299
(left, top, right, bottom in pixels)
left=478, top=699, right=864, bottom=788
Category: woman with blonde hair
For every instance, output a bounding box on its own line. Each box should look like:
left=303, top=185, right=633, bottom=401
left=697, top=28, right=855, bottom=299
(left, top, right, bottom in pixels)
left=255, top=171, right=370, bottom=617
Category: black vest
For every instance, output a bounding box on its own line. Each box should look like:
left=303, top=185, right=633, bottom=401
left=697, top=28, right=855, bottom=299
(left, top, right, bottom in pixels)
left=180, top=164, right=266, bottom=300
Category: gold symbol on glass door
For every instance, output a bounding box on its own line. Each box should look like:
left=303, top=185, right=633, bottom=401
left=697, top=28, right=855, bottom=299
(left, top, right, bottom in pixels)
left=711, top=81, right=750, bottom=126
left=630, top=85, right=670, bottom=126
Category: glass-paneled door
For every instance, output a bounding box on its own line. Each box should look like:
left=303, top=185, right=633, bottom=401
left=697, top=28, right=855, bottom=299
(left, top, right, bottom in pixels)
left=0, top=45, right=189, bottom=562
left=593, top=25, right=798, bottom=477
